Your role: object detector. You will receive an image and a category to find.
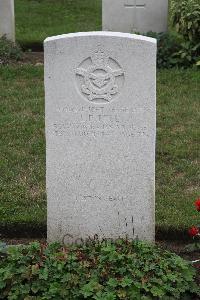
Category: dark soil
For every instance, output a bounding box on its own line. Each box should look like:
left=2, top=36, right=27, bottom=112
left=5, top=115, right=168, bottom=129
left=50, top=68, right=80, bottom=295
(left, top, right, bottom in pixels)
left=20, top=51, right=44, bottom=65
left=23, top=51, right=44, bottom=64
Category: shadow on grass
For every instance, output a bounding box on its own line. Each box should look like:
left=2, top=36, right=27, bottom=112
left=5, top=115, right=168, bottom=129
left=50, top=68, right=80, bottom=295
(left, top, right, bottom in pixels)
left=0, top=224, right=191, bottom=242
left=20, top=42, right=44, bottom=52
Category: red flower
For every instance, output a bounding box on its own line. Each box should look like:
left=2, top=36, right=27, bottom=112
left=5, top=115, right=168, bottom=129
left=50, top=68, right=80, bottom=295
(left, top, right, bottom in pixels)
left=188, top=226, right=199, bottom=237
left=194, top=198, right=200, bottom=211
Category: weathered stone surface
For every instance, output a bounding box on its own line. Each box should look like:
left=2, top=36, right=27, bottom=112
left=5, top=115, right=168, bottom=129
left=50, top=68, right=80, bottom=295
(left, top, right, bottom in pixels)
left=0, top=0, right=15, bottom=42
left=44, top=32, right=156, bottom=244
left=103, top=0, right=168, bottom=34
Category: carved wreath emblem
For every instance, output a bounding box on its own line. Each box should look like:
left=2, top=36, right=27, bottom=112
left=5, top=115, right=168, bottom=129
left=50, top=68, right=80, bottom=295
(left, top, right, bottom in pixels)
left=76, top=49, right=124, bottom=103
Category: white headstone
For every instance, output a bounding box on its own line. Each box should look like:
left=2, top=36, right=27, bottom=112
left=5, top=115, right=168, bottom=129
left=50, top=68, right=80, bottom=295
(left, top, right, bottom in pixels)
left=0, top=0, right=15, bottom=42
left=103, top=0, right=168, bottom=34
left=44, top=32, right=156, bottom=244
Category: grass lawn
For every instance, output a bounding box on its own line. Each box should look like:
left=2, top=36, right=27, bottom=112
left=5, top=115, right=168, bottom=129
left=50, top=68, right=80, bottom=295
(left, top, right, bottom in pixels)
left=0, top=65, right=199, bottom=237
left=15, top=0, right=176, bottom=49
left=15, top=0, right=101, bottom=49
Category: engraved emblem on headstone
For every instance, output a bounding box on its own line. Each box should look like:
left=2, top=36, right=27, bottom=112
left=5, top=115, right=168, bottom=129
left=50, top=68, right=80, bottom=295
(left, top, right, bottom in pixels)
left=76, top=48, right=124, bottom=103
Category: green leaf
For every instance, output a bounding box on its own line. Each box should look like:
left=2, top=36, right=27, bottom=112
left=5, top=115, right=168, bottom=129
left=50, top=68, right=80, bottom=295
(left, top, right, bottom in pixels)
left=38, top=267, right=48, bottom=280
left=0, top=280, right=6, bottom=289
left=120, top=276, right=133, bottom=287
left=107, top=278, right=118, bottom=288
left=150, top=286, right=165, bottom=297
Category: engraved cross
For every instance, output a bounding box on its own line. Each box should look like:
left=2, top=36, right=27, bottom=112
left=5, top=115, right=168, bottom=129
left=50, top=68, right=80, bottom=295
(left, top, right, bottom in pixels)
left=124, top=0, right=146, bottom=31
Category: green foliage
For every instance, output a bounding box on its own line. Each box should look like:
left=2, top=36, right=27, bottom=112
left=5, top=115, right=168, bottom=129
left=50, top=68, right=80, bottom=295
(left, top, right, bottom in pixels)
left=0, top=36, right=22, bottom=64
left=146, top=0, right=200, bottom=68
left=171, top=0, right=200, bottom=42
left=0, top=240, right=199, bottom=299
left=146, top=31, right=200, bottom=68
left=172, top=41, right=200, bottom=67
left=146, top=32, right=181, bottom=68
left=171, top=0, right=200, bottom=66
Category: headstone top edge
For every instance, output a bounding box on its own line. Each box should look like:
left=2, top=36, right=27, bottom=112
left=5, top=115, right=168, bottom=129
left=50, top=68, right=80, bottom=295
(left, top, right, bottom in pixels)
left=44, top=31, right=157, bottom=45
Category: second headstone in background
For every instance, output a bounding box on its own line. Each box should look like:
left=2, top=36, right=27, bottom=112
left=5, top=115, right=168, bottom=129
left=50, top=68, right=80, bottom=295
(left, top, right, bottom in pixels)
left=0, top=0, right=15, bottom=42
left=103, top=0, right=168, bottom=34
